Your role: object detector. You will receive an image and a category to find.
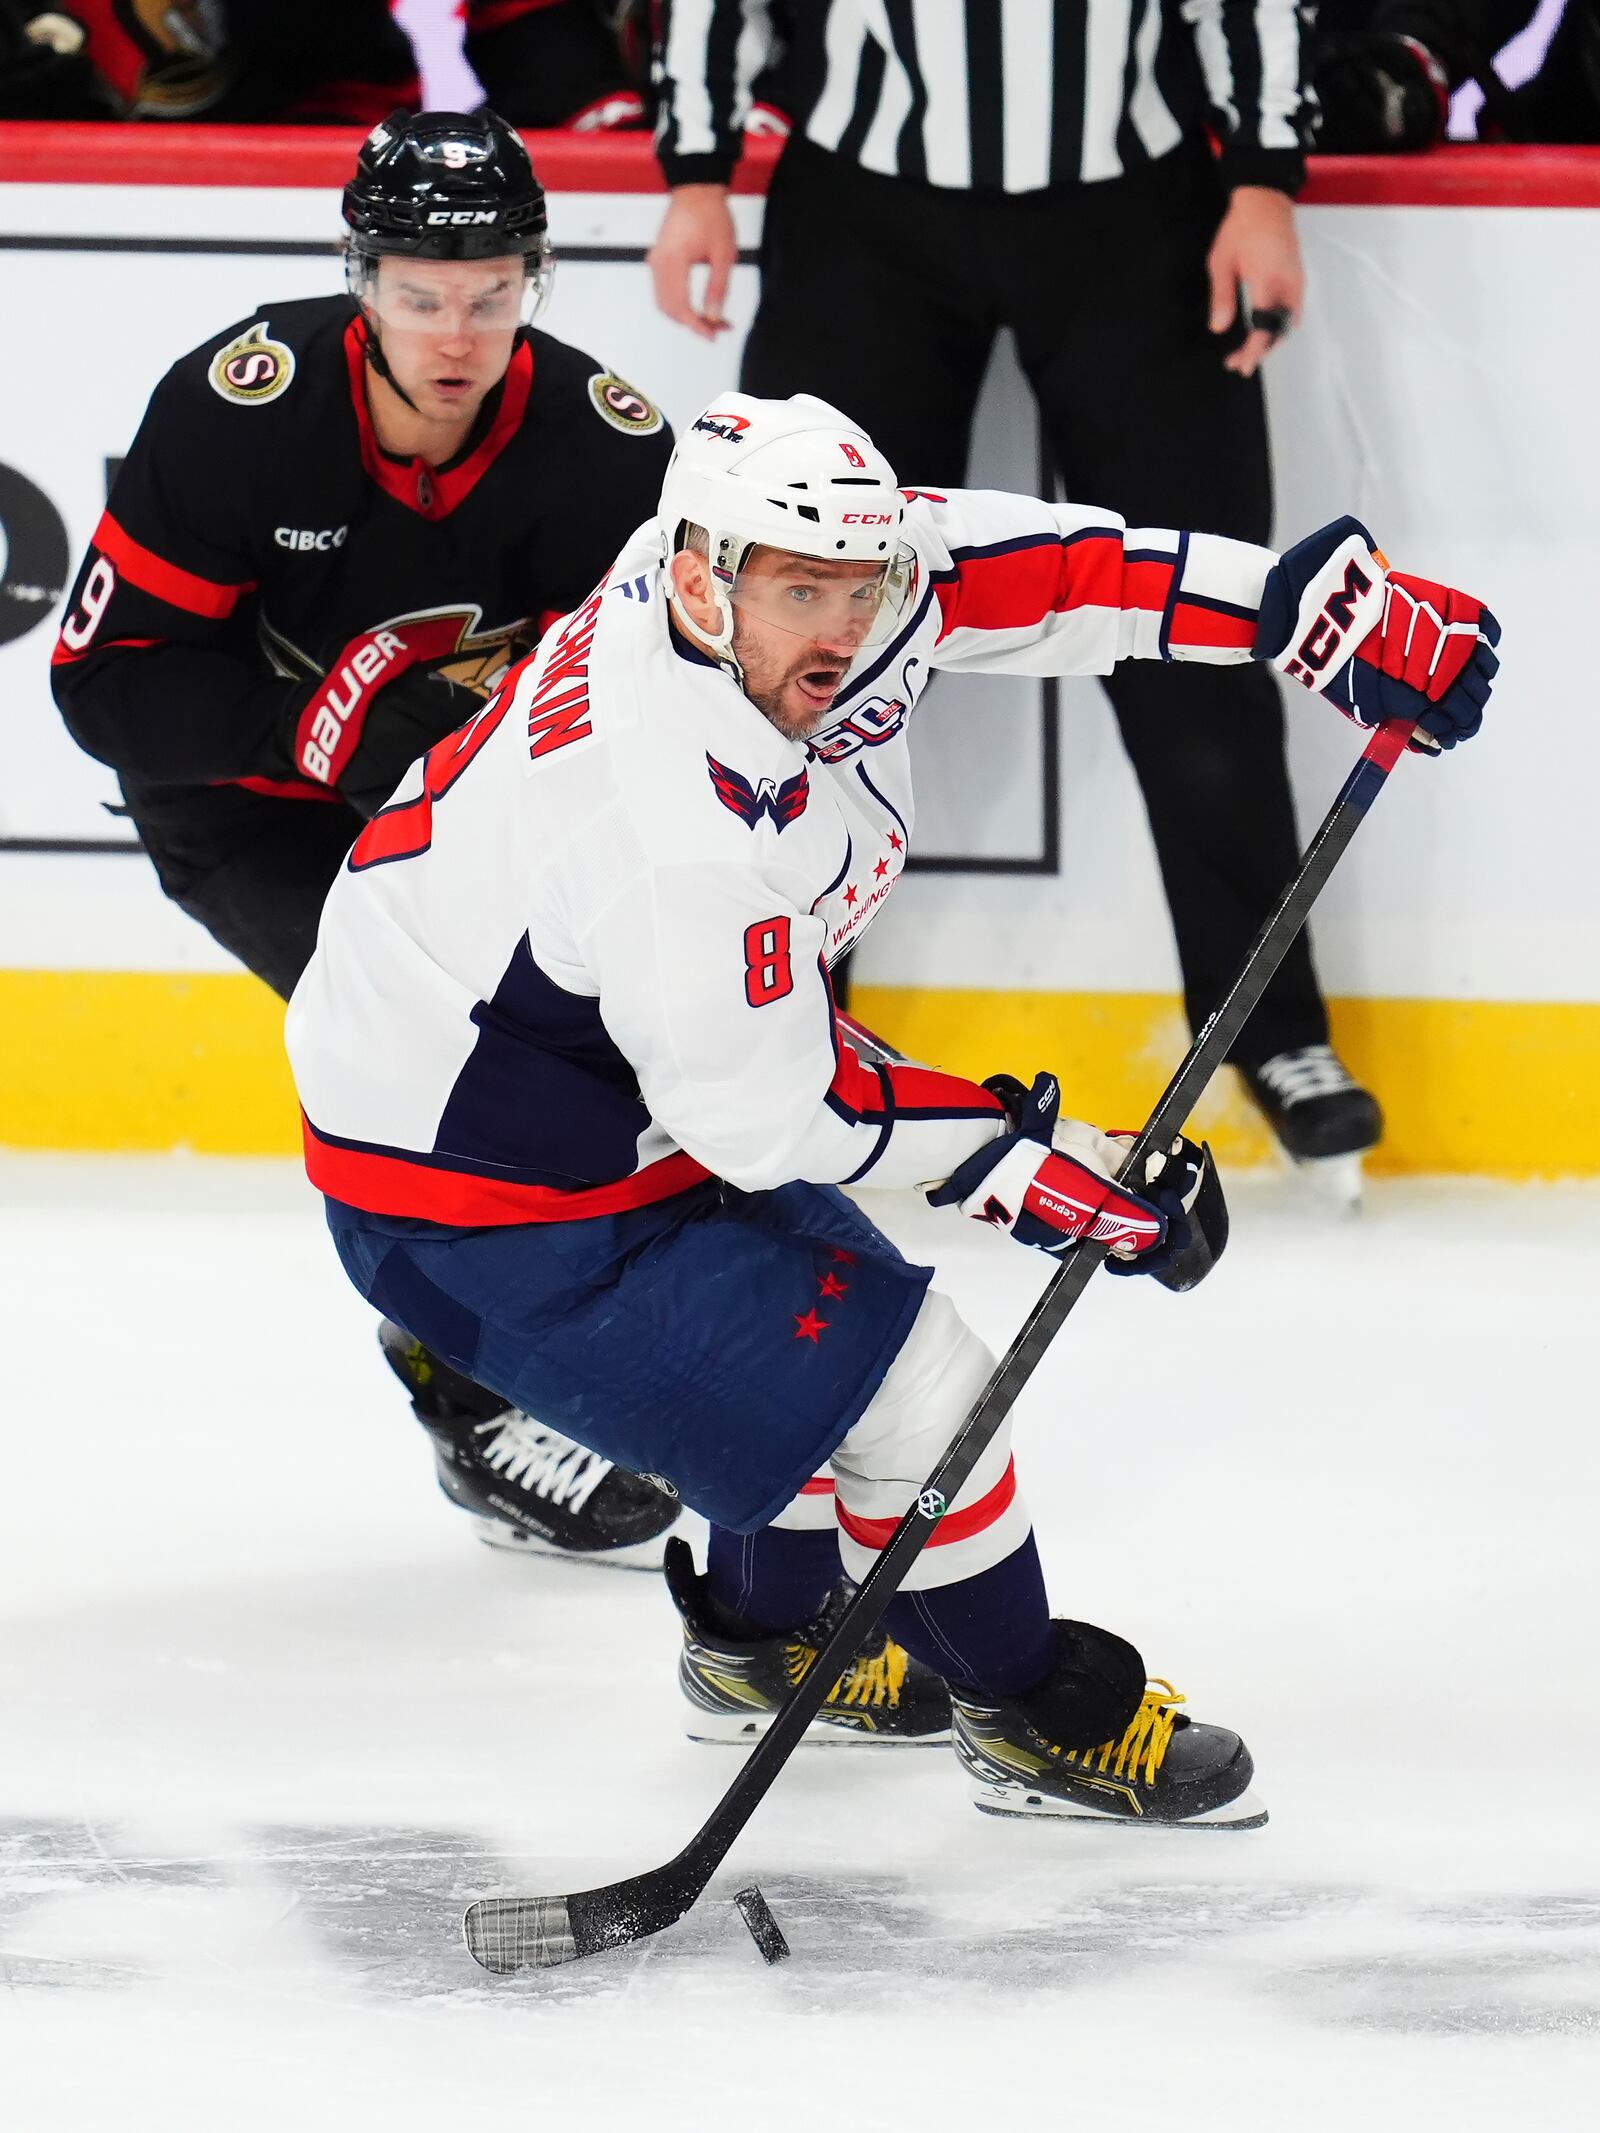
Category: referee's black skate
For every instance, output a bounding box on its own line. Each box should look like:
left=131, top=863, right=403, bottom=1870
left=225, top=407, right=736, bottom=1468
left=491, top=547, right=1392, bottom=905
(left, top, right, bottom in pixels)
left=664, top=1537, right=950, bottom=1745
left=1242, top=1043, right=1382, bottom=1208
left=952, top=1620, right=1265, bottom=1827
left=378, top=1322, right=680, bottom=1569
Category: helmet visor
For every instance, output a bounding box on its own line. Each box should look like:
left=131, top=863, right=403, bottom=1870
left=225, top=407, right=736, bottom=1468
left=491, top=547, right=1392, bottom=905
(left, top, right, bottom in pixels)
left=353, top=249, right=551, bottom=336
left=725, top=544, right=917, bottom=652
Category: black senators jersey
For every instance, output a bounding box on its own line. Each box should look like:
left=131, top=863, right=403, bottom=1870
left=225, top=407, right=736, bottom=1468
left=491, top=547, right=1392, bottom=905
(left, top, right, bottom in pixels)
left=52, top=295, right=673, bottom=814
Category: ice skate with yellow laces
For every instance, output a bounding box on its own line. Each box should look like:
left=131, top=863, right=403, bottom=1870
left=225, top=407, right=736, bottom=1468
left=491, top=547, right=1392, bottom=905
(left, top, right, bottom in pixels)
left=664, top=1536, right=950, bottom=1746
left=952, top=1620, right=1266, bottom=1827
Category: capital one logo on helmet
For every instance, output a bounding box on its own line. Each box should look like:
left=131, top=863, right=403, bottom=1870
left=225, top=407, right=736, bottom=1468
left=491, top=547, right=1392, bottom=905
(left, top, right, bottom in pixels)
left=691, top=412, right=750, bottom=444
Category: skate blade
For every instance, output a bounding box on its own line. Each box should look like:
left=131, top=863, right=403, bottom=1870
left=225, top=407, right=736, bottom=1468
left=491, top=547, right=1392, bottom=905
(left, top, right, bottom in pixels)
left=473, top=1516, right=676, bottom=1571
left=686, top=1707, right=950, bottom=1749
left=1292, top=1150, right=1365, bottom=1213
left=969, top=1780, right=1268, bottom=1829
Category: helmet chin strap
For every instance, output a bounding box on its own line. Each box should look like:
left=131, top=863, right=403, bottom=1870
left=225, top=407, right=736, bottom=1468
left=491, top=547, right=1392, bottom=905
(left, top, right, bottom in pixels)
left=356, top=303, right=423, bottom=415
left=663, top=562, right=746, bottom=687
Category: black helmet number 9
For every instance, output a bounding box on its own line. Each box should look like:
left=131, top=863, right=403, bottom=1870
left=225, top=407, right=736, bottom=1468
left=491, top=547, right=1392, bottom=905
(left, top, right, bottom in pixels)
left=343, top=108, right=553, bottom=321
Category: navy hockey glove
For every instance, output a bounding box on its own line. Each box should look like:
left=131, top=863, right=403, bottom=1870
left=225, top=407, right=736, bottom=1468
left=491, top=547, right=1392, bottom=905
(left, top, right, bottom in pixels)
left=928, top=1071, right=1171, bottom=1269
left=1257, top=516, right=1500, bottom=755
left=1099, top=1133, right=1228, bottom=1294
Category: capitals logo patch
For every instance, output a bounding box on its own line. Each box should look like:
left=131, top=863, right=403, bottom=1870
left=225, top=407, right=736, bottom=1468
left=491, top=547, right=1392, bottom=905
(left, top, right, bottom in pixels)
left=208, top=321, right=296, bottom=407
left=588, top=372, right=664, bottom=436
left=707, top=754, right=809, bottom=832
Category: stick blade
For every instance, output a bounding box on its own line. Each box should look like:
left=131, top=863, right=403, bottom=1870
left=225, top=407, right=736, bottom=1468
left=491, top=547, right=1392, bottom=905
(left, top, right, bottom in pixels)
left=464, top=1857, right=711, bottom=1973
left=463, top=1896, right=579, bottom=1973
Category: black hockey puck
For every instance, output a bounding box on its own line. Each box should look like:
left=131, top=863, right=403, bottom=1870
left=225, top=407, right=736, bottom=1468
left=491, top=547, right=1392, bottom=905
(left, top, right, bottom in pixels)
left=733, top=1883, right=790, bottom=1965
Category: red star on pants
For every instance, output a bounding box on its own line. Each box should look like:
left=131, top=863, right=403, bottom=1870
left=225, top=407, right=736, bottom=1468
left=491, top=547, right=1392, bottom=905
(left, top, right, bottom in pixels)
left=818, top=1272, right=849, bottom=1300
left=793, top=1310, right=829, bottom=1343
left=887, top=830, right=904, bottom=851
left=843, top=883, right=858, bottom=906
left=873, top=857, right=890, bottom=880
left=830, top=1248, right=857, bottom=1265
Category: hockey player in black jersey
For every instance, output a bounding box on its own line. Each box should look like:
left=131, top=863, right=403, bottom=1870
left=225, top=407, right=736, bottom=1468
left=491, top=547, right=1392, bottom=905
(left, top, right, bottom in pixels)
left=51, top=108, right=682, bottom=1569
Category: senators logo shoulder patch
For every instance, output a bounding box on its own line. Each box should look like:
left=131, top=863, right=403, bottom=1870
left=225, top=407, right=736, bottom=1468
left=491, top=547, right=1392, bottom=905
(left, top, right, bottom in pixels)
left=588, top=372, right=664, bottom=437
left=208, top=322, right=296, bottom=407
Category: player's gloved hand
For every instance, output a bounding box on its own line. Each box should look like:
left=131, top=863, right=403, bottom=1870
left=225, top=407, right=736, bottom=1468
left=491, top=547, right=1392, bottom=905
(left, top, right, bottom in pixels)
left=336, top=668, right=487, bottom=818
left=927, top=1071, right=1171, bottom=1269
left=1099, top=1130, right=1228, bottom=1294
left=1257, top=516, right=1500, bottom=756
left=1313, top=33, right=1451, bottom=153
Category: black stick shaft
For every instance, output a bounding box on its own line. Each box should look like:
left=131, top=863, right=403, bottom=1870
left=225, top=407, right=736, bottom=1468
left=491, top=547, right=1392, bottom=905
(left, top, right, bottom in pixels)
left=652, top=718, right=1411, bottom=1895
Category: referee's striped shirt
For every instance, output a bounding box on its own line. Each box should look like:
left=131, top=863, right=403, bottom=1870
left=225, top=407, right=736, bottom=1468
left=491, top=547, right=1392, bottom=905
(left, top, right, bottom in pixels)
left=655, top=0, right=1312, bottom=196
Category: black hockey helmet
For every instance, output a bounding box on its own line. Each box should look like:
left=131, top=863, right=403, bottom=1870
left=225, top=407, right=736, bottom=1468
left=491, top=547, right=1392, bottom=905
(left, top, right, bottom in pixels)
left=342, top=109, right=555, bottom=385
left=343, top=108, right=550, bottom=263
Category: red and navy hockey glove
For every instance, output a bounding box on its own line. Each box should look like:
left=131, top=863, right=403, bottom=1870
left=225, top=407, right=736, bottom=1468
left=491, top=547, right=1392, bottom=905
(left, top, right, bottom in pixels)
left=1257, top=516, right=1500, bottom=755
left=929, top=1071, right=1172, bottom=1269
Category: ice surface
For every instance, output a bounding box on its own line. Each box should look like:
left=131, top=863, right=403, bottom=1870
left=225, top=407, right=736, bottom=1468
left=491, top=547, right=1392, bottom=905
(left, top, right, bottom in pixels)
left=2, top=1157, right=1597, bottom=2130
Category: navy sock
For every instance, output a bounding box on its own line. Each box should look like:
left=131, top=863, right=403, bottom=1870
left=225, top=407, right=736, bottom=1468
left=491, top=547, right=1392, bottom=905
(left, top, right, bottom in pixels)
left=882, top=1533, right=1054, bottom=1698
left=705, top=1522, right=841, bottom=1635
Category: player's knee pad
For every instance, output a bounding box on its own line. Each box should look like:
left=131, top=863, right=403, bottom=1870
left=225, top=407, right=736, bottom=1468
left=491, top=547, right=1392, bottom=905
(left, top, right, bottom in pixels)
left=831, top=1288, right=1030, bottom=1592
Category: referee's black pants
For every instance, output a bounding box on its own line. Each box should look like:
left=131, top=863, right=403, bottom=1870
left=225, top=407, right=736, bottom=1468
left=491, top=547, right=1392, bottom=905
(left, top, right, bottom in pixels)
left=742, top=135, right=1327, bottom=1065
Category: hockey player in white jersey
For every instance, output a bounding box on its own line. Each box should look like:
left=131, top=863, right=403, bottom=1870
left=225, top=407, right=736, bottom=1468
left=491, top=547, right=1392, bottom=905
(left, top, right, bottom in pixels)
left=286, top=394, right=1497, bottom=1821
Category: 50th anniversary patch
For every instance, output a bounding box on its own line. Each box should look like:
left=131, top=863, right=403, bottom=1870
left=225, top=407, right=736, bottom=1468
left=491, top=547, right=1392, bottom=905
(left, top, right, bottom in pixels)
left=588, top=372, right=663, bottom=437
left=209, top=321, right=296, bottom=407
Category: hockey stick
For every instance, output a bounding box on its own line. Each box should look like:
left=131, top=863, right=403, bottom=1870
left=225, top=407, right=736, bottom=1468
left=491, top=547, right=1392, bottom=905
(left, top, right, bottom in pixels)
left=463, top=715, right=1416, bottom=1975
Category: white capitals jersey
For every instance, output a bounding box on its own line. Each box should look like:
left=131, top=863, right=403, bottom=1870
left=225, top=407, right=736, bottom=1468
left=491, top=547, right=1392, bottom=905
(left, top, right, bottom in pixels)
left=285, top=488, right=1276, bottom=1226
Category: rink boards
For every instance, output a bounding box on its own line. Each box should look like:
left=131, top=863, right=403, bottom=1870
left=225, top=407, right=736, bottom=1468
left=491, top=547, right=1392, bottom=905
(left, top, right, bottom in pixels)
left=1, top=134, right=1597, bottom=1171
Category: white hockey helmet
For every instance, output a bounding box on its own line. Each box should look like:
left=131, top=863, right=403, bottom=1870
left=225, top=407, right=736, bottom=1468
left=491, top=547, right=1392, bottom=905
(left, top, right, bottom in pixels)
left=658, top=392, right=916, bottom=660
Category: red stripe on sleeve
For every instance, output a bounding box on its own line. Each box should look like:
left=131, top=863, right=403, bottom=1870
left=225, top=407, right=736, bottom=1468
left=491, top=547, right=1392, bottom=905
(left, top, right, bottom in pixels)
left=92, top=511, right=252, bottom=621
left=1168, top=600, right=1257, bottom=653
left=827, top=1042, right=885, bottom=1118
left=827, top=1040, right=1002, bottom=1125
left=883, top=1062, right=1006, bottom=1119
left=934, top=533, right=1124, bottom=642
left=836, top=1458, right=1018, bottom=1551
left=50, top=633, right=160, bottom=668
left=1122, top=558, right=1176, bottom=614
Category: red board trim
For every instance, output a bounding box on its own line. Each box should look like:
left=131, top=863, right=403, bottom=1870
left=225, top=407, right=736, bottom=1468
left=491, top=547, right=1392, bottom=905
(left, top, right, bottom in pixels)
left=0, top=124, right=782, bottom=195
left=0, top=130, right=1598, bottom=206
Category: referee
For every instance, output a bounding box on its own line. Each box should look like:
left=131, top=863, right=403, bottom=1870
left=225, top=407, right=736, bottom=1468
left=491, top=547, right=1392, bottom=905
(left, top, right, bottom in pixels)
left=648, top=0, right=1383, bottom=1174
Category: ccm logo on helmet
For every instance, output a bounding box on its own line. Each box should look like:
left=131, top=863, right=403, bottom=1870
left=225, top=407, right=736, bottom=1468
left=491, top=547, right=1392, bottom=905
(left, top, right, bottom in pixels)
left=426, top=209, right=499, bottom=226
left=841, top=513, right=894, bottom=525
left=275, top=525, right=348, bottom=551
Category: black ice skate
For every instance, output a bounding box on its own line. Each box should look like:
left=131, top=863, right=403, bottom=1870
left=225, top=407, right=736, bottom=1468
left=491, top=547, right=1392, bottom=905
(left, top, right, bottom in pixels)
left=1242, top=1043, right=1382, bottom=1209
left=952, top=1620, right=1265, bottom=1827
left=379, top=1321, right=680, bottom=1569
left=664, top=1537, right=951, bottom=1746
